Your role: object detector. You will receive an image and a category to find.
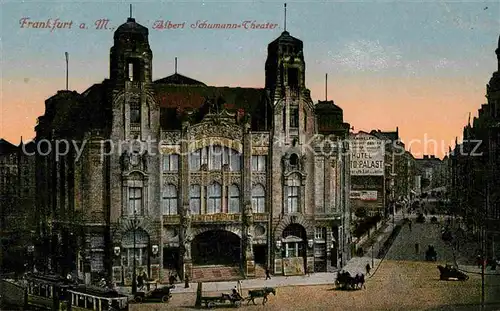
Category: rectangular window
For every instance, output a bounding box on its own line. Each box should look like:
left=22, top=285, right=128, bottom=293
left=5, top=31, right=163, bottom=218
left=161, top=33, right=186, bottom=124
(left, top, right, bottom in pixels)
left=251, top=155, right=266, bottom=172
left=290, top=106, right=299, bottom=128
left=288, top=68, right=299, bottom=89
left=162, top=185, right=178, bottom=215
left=201, top=147, right=209, bottom=166
left=206, top=184, right=222, bottom=214
left=210, top=146, right=222, bottom=170
left=251, top=185, right=266, bottom=213
left=128, top=187, right=142, bottom=215
left=163, top=154, right=179, bottom=171
left=189, top=150, right=201, bottom=171
left=128, top=63, right=134, bottom=81
left=130, top=103, right=141, bottom=125
left=228, top=185, right=240, bottom=213
left=229, top=149, right=241, bottom=171
left=287, top=186, right=299, bottom=213
left=189, top=185, right=201, bottom=214
left=315, top=227, right=326, bottom=240
left=251, top=197, right=265, bottom=213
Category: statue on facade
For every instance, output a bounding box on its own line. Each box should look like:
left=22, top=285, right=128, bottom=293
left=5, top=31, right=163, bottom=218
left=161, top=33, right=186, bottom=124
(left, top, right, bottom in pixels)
left=120, top=151, right=130, bottom=171
left=300, top=154, right=307, bottom=171
left=142, top=150, right=149, bottom=171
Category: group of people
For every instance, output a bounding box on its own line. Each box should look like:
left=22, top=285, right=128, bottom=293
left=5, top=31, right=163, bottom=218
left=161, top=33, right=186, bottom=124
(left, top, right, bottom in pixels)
left=476, top=255, right=498, bottom=270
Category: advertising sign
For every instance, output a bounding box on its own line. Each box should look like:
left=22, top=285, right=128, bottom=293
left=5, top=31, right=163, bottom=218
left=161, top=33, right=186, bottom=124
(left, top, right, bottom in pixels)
left=350, top=190, right=378, bottom=201
left=350, top=133, right=385, bottom=176
left=283, top=257, right=305, bottom=275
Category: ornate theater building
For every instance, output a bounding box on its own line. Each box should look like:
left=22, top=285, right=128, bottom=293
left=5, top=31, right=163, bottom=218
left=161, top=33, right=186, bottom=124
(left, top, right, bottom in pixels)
left=34, top=16, right=352, bottom=285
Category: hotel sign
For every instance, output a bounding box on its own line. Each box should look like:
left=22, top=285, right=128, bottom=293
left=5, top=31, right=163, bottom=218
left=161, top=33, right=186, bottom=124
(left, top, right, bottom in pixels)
left=350, top=190, right=378, bottom=201
left=350, top=133, right=385, bottom=176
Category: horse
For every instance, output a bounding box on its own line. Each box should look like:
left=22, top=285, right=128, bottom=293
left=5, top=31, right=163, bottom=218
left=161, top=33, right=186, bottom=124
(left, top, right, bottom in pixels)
left=335, top=271, right=354, bottom=290
left=353, top=273, right=366, bottom=289
left=247, top=287, right=276, bottom=305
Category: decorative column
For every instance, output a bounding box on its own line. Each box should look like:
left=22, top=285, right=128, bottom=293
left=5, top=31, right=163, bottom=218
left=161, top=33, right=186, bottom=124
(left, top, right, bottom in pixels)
left=179, top=121, right=192, bottom=280
left=243, top=204, right=255, bottom=277
left=242, top=119, right=254, bottom=277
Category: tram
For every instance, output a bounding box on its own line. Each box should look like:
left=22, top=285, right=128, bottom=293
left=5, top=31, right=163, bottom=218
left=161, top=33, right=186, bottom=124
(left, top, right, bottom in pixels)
left=1, top=273, right=130, bottom=311
left=25, top=273, right=71, bottom=310
left=67, top=285, right=129, bottom=311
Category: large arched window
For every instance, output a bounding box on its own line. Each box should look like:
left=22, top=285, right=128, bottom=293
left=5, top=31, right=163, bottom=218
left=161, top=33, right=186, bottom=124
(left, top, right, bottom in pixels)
left=228, top=184, right=240, bottom=213
left=206, top=182, right=222, bottom=214
left=189, top=146, right=241, bottom=171
left=251, top=184, right=266, bottom=213
left=189, top=185, right=201, bottom=215
left=162, top=184, right=178, bottom=215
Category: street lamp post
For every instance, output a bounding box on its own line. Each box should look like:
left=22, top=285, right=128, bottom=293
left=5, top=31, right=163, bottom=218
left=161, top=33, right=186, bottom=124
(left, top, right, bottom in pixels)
left=371, top=242, right=374, bottom=268
left=132, top=210, right=137, bottom=295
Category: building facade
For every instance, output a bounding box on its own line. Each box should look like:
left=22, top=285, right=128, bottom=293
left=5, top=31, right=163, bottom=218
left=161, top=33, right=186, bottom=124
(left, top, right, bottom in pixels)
left=34, top=16, right=352, bottom=284
left=449, top=35, right=500, bottom=259
left=349, top=132, right=386, bottom=217
left=0, top=139, right=36, bottom=274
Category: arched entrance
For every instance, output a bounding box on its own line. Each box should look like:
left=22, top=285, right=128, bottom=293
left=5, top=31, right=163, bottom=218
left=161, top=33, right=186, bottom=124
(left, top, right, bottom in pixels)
left=281, top=224, right=307, bottom=275
left=192, top=230, right=241, bottom=266
left=121, top=228, right=150, bottom=284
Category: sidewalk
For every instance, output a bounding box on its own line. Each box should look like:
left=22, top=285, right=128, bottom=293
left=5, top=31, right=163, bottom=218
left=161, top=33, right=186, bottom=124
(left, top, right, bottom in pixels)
left=448, top=227, right=500, bottom=275
left=116, top=215, right=403, bottom=296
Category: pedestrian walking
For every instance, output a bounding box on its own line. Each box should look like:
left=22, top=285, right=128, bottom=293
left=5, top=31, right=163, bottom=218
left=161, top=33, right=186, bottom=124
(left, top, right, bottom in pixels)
left=365, top=263, right=371, bottom=276
left=237, top=280, right=242, bottom=293
left=408, top=220, right=412, bottom=231
left=265, top=267, right=271, bottom=280
left=415, top=243, right=419, bottom=254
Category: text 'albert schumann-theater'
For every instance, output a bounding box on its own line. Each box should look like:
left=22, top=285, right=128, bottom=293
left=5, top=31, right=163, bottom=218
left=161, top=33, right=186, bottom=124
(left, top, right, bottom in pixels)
left=33, top=14, right=352, bottom=286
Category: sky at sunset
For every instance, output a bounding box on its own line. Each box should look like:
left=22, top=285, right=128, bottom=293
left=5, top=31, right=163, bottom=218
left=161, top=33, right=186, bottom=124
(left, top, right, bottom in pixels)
left=1, top=0, right=499, bottom=159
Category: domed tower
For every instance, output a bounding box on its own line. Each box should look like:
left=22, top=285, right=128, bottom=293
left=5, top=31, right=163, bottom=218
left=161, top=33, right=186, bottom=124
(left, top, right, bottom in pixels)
left=265, top=30, right=305, bottom=100
left=265, top=5, right=313, bottom=145
left=110, top=15, right=152, bottom=84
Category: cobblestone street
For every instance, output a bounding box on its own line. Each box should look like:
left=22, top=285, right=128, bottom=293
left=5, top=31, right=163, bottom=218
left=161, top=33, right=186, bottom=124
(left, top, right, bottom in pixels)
left=130, top=219, right=500, bottom=311
left=129, top=260, right=500, bottom=311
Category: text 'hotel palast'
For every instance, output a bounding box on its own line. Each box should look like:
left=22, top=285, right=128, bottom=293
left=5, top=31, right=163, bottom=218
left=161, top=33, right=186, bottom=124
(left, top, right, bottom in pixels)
left=33, top=16, right=352, bottom=285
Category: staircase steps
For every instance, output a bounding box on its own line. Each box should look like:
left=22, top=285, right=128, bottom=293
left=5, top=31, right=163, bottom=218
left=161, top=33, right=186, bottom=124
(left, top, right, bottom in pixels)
left=191, top=266, right=242, bottom=282
left=254, top=264, right=267, bottom=278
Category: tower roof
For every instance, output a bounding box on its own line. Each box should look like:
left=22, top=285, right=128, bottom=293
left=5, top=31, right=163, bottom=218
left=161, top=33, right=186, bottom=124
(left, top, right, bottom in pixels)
left=114, top=17, right=148, bottom=39
left=269, top=31, right=303, bottom=47
left=154, top=73, right=206, bottom=86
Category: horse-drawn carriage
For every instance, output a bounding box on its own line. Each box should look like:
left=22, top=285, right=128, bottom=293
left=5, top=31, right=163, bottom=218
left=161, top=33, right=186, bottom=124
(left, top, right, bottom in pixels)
left=200, top=293, right=244, bottom=308
left=335, top=271, right=365, bottom=290
left=437, top=265, right=469, bottom=281
left=425, top=245, right=437, bottom=261
left=200, top=287, right=276, bottom=308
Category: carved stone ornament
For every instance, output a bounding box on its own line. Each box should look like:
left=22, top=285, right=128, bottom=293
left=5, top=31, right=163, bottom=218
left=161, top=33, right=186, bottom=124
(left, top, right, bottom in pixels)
left=120, top=151, right=130, bottom=171
left=211, top=172, right=223, bottom=183
left=190, top=174, right=202, bottom=184
left=252, top=133, right=270, bottom=147
left=229, top=174, right=241, bottom=185
left=189, top=123, right=243, bottom=141
left=162, top=131, right=181, bottom=144
left=163, top=174, right=179, bottom=186
left=251, top=173, right=266, bottom=187
left=130, top=153, right=141, bottom=167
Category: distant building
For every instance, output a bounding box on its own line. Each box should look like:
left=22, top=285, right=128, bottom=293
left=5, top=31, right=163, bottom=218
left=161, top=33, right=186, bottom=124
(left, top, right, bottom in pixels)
left=370, top=128, right=416, bottom=215
left=33, top=15, right=352, bottom=285
left=0, top=138, right=36, bottom=273
left=349, top=132, right=385, bottom=217
left=415, top=155, right=447, bottom=192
